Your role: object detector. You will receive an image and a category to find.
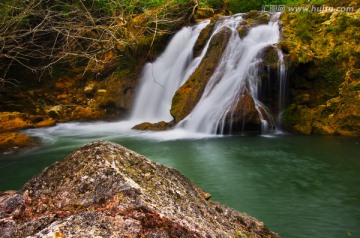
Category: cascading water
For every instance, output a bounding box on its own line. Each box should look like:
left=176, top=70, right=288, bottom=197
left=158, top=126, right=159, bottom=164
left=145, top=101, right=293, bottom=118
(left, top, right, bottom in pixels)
left=178, top=13, right=283, bottom=134
left=130, top=12, right=286, bottom=136
left=130, top=20, right=210, bottom=122
left=276, top=47, right=287, bottom=130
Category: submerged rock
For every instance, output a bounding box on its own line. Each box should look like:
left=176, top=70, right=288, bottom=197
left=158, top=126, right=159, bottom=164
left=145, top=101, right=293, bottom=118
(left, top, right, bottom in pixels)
left=0, top=141, right=278, bottom=238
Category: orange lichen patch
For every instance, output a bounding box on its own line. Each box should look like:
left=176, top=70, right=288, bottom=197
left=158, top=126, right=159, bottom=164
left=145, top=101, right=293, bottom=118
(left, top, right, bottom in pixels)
left=54, top=229, right=66, bottom=238
left=70, top=106, right=104, bottom=121
left=0, top=112, right=32, bottom=133
left=55, top=76, right=77, bottom=90
left=34, top=118, right=56, bottom=128
left=0, top=132, right=35, bottom=152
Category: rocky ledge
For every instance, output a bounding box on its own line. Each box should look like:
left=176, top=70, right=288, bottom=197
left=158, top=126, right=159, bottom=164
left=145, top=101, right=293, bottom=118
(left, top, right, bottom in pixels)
left=0, top=141, right=278, bottom=238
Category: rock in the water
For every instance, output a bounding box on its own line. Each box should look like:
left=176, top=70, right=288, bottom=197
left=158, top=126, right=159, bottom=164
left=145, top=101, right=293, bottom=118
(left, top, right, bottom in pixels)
left=0, top=132, right=38, bottom=153
left=132, top=121, right=174, bottom=131
left=0, top=112, right=57, bottom=133
left=0, top=112, right=32, bottom=133
left=223, top=91, right=262, bottom=133
left=0, top=141, right=279, bottom=238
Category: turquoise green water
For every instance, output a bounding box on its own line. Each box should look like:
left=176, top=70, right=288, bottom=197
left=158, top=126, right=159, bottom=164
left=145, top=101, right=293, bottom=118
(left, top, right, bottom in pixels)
left=0, top=123, right=359, bottom=238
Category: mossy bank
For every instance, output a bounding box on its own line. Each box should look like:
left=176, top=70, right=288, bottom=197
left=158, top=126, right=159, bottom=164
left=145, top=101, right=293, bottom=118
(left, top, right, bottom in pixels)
left=280, top=9, right=360, bottom=136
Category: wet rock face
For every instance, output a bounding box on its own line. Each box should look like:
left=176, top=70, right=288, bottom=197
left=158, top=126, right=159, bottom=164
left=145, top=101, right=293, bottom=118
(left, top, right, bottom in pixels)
left=237, top=11, right=271, bottom=39
left=0, top=141, right=279, bottom=238
left=222, top=91, right=262, bottom=134
left=171, top=27, right=232, bottom=123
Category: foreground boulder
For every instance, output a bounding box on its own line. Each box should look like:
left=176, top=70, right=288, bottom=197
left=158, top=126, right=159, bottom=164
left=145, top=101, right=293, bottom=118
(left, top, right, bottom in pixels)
left=0, top=141, right=278, bottom=238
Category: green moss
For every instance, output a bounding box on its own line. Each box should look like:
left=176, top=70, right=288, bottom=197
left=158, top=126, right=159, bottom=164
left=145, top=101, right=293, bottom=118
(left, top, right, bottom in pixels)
left=349, top=85, right=360, bottom=91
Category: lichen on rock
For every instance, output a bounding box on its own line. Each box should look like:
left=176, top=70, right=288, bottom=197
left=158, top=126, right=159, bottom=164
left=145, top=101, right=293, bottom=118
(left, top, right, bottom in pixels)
left=0, top=141, right=279, bottom=238
left=0, top=132, right=38, bottom=153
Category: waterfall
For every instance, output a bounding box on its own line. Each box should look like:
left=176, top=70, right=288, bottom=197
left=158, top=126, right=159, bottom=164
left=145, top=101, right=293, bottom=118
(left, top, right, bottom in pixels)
left=177, top=13, right=283, bottom=134
left=130, top=20, right=210, bottom=122
left=130, top=12, right=286, bottom=136
left=276, top=47, right=287, bottom=130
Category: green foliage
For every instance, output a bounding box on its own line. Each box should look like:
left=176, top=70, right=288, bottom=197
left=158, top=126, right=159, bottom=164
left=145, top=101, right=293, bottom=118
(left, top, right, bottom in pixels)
left=349, top=85, right=360, bottom=92
left=228, top=0, right=263, bottom=13
left=199, top=0, right=225, bottom=9
left=293, top=12, right=315, bottom=41
left=326, top=13, right=355, bottom=34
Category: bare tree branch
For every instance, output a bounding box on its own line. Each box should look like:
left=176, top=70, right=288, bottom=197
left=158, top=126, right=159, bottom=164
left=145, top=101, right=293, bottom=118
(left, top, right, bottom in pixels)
left=0, top=0, right=195, bottom=88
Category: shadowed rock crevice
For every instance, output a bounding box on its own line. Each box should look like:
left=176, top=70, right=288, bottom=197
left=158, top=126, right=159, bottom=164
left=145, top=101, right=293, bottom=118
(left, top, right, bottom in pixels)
left=0, top=141, right=279, bottom=238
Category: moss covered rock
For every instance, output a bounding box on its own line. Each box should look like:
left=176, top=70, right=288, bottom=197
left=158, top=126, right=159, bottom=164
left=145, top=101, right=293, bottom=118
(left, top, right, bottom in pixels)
left=281, top=11, right=360, bottom=136
left=132, top=121, right=174, bottom=131
left=193, top=22, right=215, bottom=58
left=0, top=132, right=38, bottom=153
left=0, top=112, right=32, bottom=133
left=237, top=11, right=271, bottom=39
left=223, top=91, right=262, bottom=133
left=0, top=112, right=56, bottom=133
left=195, top=7, right=215, bottom=20
left=94, top=70, right=135, bottom=117
left=171, top=27, right=232, bottom=123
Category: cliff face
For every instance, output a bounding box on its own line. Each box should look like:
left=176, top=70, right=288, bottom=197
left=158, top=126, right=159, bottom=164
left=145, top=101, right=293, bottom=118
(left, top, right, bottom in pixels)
left=0, top=141, right=278, bottom=238
left=280, top=10, right=360, bottom=136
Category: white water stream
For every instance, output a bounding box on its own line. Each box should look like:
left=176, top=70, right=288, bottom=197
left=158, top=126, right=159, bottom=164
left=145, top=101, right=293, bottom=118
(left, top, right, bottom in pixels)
left=178, top=14, right=283, bottom=134
left=131, top=13, right=285, bottom=136
left=130, top=20, right=210, bottom=122
left=25, top=13, right=286, bottom=142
